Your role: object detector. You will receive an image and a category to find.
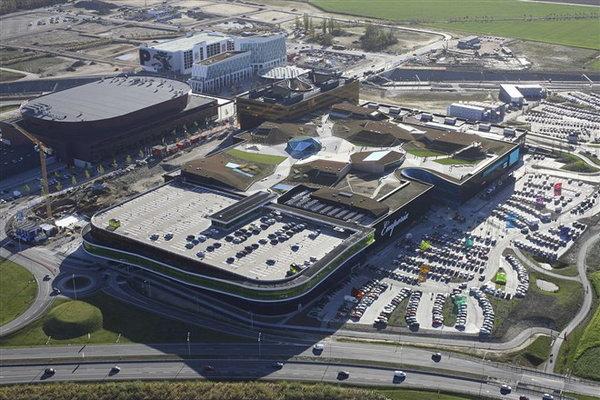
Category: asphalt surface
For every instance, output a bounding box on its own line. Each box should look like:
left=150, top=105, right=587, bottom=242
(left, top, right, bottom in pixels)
left=2, top=339, right=599, bottom=397
left=0, top=359, right=580, bottom=400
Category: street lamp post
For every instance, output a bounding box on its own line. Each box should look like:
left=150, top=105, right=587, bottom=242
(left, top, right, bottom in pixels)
left=186, top=331, right=191, bottom=358
left=72, top=273, right=77, bottom=300
left=258, top=332, right=262, bottom=359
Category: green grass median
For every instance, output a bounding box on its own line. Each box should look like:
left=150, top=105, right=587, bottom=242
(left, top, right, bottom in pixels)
left=0, top=293, right=245, bottom=347
left=0, top=259, right=38, bottom=326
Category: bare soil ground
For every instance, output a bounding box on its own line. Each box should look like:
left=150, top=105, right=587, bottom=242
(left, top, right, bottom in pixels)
left=85, top=43, right=137, bottom=59
left=97, top=26, right=176, bottom=39
left=248, top=10, right=294, bottom=23
left=509, top=40, right=599, bottom=71
left=5, top=30, right=98, bottom=50
left=202, top=3, right=258, bottom=16
left=361, top=86, right=499, bottom=114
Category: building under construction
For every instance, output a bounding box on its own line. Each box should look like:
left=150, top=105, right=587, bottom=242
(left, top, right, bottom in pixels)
left=237, top=71, right=359, bottom=130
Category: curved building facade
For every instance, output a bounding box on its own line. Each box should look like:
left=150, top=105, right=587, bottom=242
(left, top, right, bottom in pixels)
left=18, top=76, right=217, bottom=163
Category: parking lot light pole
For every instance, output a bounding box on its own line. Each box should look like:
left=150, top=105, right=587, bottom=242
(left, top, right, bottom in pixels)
left=186, top=332, right=190, bottom=358
left=73, top=273, right=77, bottom=300
left=258, top=332, right=261, bottom=359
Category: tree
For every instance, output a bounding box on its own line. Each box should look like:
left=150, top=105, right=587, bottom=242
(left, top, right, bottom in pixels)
left=295, top=16, right=301, bottom=30
left=328, top=18, right=335, bottom=34
left=308, top=18, right=315, bottom=37
left=97, top=164, right=105, bottom=175
left=71, top=176, right=77, bottom=186
left=303, top=14, right=309, bottom=31
left=126, top=154, right=132, bottom=164
left=84, top=169, right=91, bottom=179
left=321, top=18, right=327, bottom=35
left=55, top=182, right=62, bottom=192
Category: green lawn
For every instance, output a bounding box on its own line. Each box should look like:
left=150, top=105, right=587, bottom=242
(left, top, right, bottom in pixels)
left=0, top=260, right=37, bottom=326
left=0, top=293, right=245, bottom=347
left=571, top=271, right=600, bottom=380
left=555, top=271, right=600, bottom=380
left=520, top=335, right=552, bottom=366
left=0, top=381, right=491, bottom=400
left=406, top=148, right=447, bottom=158
left=587, top=58, right=600, bottom=71
left=377, top=388, right=479, bottom=400
left=441, top=297, right=457, bottom=327
left=434, top=157, right=479, bottom=166
left=310, top=0, right=600, bottom=49
left=556, top=152, right=600, bottom=173
left=587, top=239, right=600, bottom=273
left=0, top=70, right=25, bottom=82
left=432, top=19, right=600, bottom=50
left=0, top=104, right=19, bottom=113
left=226, top=149, right=287, bottom=165
left=490, top=270, right=583, bottom=338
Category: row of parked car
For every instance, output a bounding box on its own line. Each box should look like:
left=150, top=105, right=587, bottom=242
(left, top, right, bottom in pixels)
left=469, top=287, right=494, bottom=336
left=570, top=193, right=597, bottom=215
left=404, top=290, right=423, bottom=329
left=431, top=293, right=447, bottom=328
left=349, top=281, right=389, bottom=321
left=505, top=254, right=529, bottom=298
left=374, top=288, right=412, bottom=327
left=449, top=289, right=468, bottom=331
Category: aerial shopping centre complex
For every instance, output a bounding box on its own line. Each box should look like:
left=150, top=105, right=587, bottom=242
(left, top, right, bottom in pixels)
left=83, top=72, right=526, bottom=315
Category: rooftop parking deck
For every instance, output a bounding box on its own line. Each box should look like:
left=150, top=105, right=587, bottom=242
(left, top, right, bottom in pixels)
left=92, top=181, right=349, bottom=281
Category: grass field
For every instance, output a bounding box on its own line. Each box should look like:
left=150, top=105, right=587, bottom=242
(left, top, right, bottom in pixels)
left=490, top=270, right=583, bottom=338
left=0, top=293, right=244, bottom=347
left=432, top=19, right=599, bottom=50
left=309, top=0, right=600, bottom=49
left=43, top=300, right=103, bottom=339
left=0, top=260, right=37, bottom=326
left=0, top=104, right=19, bottom=113
left=0, top=70, right=25, bottom=82
left=405, top=148, right=447, bottom=158
left=226, top=149, right=287, bottom=165
left=6, top=56, right=65, bottom=74
left=587, top=58, right=600, bottom=71
left=519, top=335, right=552, bottom=366
left=555, top=271, right=600, bottom=380
left=0, top=381, right=490, bottom=400
left=434, top=157, right=479, bottom=166
left=587, top=239, right=600, bottom=272
left=557, top=152, right=600, bottom=173
left=571, top=271, right=600, bottom=380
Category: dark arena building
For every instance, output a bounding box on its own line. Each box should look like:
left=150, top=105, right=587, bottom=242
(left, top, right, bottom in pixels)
left=18, top=76, right=218, bottom=164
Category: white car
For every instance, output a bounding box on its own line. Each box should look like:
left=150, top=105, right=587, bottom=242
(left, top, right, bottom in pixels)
left=500, top=384, right=512, bottom=394
left=313, top=343, right=325, bottom=352
left=393, top=370, right=406, bottom=381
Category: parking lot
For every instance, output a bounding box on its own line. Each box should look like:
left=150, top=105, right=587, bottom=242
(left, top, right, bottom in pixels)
left=93, top=181, right=348, bottom=281
left=519, top=91, right=600, bottom=144
left=304, top=168, right=599, bottom=336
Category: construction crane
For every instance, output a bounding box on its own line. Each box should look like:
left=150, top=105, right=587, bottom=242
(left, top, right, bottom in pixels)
left=11, top=123, right=53, bottom=220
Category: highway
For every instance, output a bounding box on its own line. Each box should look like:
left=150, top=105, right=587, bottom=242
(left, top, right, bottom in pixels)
left=2, top=338, right=599, bottom=397
left=0, top=359, right=582, bottom=400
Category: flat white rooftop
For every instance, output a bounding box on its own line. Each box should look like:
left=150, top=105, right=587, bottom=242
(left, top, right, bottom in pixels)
left=93, top=181, right=347, bottom=281
left=148, top=32, right=229, bottom=52
left=363, top=150, right=391, bottom=162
